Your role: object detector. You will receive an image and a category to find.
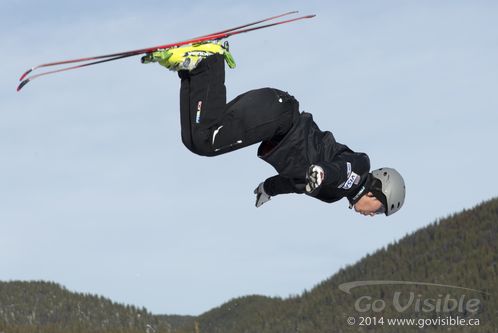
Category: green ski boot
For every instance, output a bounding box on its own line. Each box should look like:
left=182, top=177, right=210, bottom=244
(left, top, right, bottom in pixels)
left=141, top=41, right=235, bottom=71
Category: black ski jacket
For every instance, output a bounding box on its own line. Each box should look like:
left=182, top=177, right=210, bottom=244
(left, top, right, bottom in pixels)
left=258, top=112, right=371, bottom=204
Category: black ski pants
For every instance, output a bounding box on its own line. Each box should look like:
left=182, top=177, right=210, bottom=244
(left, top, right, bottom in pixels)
left=178, top=54, right=299, bottom=157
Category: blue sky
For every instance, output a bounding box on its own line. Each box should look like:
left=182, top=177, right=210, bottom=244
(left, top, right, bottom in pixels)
left=1, top=1, right=497, bottom=315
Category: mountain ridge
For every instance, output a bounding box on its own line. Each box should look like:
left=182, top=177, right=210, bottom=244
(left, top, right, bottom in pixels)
left=2, top=198, right=497, bottom=332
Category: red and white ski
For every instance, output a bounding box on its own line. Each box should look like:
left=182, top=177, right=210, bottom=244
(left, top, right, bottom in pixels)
left=17, top=11, right=315, bottom=92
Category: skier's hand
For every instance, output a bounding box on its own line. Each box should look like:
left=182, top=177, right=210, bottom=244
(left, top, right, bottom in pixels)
left=254, top=182, right=271, bottom=208
left=305, top=165, right=325, bottom=193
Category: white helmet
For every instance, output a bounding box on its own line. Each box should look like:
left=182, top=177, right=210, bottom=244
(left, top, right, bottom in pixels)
left=370, top=168, right=406, bottom=216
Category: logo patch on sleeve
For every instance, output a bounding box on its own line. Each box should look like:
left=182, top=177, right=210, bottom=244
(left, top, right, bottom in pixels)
left=343, top=171, right=360, bottom=190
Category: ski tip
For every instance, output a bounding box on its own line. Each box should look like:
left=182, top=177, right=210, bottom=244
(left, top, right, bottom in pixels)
left=19, top=68, right=33, bottom=82
left=17, top=79, right=30, bottom=92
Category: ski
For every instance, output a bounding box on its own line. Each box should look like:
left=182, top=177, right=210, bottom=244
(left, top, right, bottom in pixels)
left=18, top=11, right=315, bottom=91
left=16, top=53, right=136, bottom=92
left=19, top=10, right=298, bottom=81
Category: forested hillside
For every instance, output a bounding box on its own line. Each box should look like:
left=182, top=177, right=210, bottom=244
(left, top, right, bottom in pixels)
left=183, top=198, right=498, bottom=332
left=1, top=198, right=497, bottom=333
left=0, top=281, right=192, bottom=333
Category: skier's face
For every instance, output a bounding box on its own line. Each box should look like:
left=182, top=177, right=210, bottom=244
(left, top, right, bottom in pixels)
left=353, top=192, right=385, bottom=217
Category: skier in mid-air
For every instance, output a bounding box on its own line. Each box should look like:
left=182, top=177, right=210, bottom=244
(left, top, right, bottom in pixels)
left=142, top=41, right=405, bottom=216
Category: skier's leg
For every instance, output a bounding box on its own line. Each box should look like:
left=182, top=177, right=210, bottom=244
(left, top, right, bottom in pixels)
left=212, top=87, right=299, bottom=154
left=179, top=54, right=299, bottom=156
left=178, top=54, right=228, bottom=155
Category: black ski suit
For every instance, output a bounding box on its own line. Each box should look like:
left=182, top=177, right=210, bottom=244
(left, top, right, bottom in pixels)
left=178, top=54, right=371, bottom=205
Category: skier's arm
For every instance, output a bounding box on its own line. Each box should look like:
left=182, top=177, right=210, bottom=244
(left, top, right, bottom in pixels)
left=264, top=175, right=306, bottom=196
left=305, top=152, right=371, bottom=197
left=254, top=175, right=305, bottom=207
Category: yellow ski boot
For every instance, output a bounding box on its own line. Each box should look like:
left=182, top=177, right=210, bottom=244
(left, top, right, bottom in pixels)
left=141, top=41, right=235, bottom=71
